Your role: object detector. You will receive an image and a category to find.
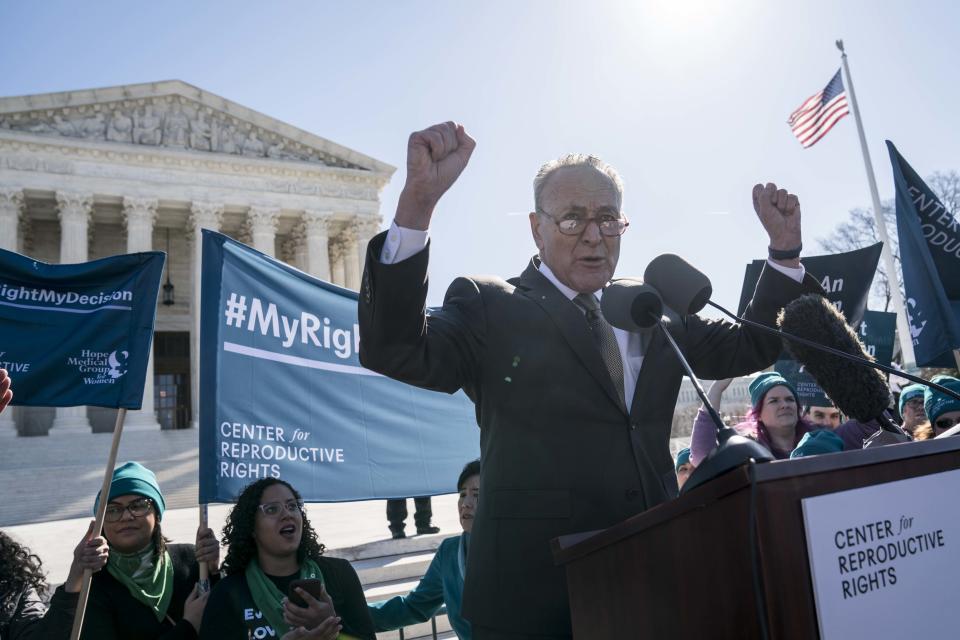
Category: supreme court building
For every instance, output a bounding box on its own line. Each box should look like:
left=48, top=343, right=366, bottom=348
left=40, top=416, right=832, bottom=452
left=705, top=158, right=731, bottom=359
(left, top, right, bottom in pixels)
left=0, top=80, right=394, bottom=437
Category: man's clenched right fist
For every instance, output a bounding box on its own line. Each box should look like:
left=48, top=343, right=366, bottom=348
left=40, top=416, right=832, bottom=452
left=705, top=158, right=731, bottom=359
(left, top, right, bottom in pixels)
left=396, top=122, right=476, bottom=230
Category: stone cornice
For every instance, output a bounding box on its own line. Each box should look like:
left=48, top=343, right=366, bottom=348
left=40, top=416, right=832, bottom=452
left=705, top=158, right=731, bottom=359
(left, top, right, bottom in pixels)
left=0, top=131, right=390, bottom=191
left=0, top=81, right=396, bottom=176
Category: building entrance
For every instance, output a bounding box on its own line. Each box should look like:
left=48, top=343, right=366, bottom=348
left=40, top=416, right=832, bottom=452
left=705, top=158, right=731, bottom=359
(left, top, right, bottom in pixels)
left=154, top=331, right=191, bottom=429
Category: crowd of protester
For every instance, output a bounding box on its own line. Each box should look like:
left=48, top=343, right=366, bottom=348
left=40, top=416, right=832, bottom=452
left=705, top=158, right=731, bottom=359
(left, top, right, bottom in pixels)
left=675, top=369, right=960, bottom=489
left=1, top=357, right=958, bottom=640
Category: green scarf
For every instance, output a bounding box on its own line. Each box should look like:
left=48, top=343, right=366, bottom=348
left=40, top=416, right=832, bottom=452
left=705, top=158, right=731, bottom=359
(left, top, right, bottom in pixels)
left=106, top=544, right=173, bottom=622
left=246, top=556, right=324, bottom=637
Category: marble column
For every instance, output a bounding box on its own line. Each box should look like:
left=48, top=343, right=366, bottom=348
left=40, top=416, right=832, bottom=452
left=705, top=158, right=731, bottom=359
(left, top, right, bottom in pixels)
left=352, top=217, right=381, bottom=281
left=122, top=197, right=162, bottom=431
left=247, top=205, right=280, bottom=257
left=188, top=202, right=223, bottom=429
left=0, top=188, right=23, bottom=252
left=280, top=235, right=306, bottom=272
left=302, top=210, right=332, bottom=282
left=0, top=189, right=24, bottom=436
left=328, top=239, right=347, bottom=287
left=51, top=191, right=94, bottom=434
left=340, top=226, right=361, bottom=291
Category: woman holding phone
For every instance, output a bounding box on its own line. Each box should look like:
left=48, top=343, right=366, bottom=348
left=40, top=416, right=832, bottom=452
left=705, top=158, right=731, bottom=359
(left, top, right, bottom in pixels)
left=200, top=478, right=373, bottom=640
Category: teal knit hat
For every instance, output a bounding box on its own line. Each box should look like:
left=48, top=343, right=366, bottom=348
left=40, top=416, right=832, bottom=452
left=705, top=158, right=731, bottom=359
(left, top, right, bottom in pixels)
left=93, top=461, right=166, bottom=520
left=924, top=375, right=960, bottom=424
left=898, top=383, right=926, bottom=415
left=749, top=372, right=799, bottom=409
left=790, top=429, right=844, bottom=458
left=675, top=447, right=691, bottom=471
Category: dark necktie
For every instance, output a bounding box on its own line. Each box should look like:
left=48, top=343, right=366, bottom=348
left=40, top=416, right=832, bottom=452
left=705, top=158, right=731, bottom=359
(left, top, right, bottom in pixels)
left=574, top=293, right=626, bottom=409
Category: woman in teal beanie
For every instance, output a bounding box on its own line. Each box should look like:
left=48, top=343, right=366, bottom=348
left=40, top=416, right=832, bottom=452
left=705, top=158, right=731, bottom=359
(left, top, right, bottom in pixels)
left=914, top=375, right=960, bottom=440
left=82, top=461, right=221, bottom=639
left=690, top=373, right=817, bottom=463
left=897, top=383, right=927, bottom=434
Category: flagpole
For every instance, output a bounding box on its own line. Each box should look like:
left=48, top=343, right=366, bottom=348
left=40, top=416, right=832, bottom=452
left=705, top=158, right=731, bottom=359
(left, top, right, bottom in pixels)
left=198, top=503, right=210, bottom=592
left=69, top=408, right=127, bottom=640
left=836, top=39, right=917, bottom=370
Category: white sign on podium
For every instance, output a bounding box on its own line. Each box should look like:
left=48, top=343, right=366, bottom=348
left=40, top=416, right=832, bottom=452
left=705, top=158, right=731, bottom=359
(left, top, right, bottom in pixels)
left=801, top=468, right=959, bottom=639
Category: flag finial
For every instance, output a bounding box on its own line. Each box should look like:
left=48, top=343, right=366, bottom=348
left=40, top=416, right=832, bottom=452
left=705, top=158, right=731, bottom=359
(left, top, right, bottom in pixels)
left=835, top=39, right=845, bottom=53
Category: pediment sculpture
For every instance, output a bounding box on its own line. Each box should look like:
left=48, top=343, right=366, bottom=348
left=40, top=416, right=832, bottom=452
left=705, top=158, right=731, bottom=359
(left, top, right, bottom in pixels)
left=0, top=97, right=363, bottom=170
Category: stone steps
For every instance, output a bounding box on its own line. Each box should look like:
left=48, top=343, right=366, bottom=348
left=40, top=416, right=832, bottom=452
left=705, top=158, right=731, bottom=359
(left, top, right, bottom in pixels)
left=327, top=533, right=457, bottom=640
left=0, top=429, right=201, bottom=525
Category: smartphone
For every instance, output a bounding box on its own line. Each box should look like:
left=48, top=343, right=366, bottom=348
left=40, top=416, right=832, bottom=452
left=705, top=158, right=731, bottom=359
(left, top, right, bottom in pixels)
left=288, top=578, right=325, bottom=607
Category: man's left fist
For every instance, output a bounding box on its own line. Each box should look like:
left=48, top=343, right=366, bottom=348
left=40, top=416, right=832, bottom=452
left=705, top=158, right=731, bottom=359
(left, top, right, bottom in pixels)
left=752, top=182, right=802, bottom=252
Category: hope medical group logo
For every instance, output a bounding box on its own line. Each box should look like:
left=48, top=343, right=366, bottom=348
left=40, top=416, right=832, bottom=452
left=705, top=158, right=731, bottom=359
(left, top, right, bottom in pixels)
left=66, top=349, right=129, bottom=385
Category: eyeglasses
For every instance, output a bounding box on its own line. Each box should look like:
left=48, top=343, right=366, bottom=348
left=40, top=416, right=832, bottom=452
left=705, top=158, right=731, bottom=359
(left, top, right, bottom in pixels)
left=537, top=210, right=629, bottom=237
left=104, top=498, right=153, bottom=523
left=258, top=499, right=304, bottom=518
left=934, top=416, right=959, bottom=431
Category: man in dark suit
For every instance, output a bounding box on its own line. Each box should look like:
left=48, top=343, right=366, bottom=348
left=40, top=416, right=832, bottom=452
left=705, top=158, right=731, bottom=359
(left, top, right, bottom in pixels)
left=358, top=122, right=821, bottom=638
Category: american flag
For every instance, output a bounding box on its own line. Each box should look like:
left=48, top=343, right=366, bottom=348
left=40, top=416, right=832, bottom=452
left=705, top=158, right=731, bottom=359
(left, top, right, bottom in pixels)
left=788, top=69, right=850, bottom=148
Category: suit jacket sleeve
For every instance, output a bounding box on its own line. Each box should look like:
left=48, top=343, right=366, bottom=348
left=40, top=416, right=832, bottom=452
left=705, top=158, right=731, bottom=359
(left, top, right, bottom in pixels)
left=358, top=231, right=484, bottom=396
left=683, top=263, right=824, bottom=380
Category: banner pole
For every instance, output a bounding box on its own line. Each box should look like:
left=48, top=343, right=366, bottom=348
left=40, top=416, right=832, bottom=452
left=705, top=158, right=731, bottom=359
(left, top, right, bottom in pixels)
left=836, top=39, right=917, bottom=370
left=198, top=503, right=210, bottom=592
left=69, top=407, right=128, bottom=640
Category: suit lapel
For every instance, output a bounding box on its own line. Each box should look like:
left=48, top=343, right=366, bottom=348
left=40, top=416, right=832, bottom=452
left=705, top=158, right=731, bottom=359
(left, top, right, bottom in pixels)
left=514, top=257, right=627, bottom=414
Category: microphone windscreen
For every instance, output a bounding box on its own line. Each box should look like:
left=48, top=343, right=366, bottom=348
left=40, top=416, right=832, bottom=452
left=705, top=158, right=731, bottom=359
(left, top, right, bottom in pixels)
left=601, top=278, right=663, bottom=330
left=643, top=254, right=713, bottom=315
left=778, top=294, right=891, bottom=423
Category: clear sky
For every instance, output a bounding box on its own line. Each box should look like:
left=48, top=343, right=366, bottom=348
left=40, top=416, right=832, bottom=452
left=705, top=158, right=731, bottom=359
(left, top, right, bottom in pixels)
left=1, top=0, right=957, bottom=309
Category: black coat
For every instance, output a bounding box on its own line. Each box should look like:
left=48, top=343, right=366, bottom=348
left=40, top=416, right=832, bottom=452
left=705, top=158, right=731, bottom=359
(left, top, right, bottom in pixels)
left=358, top=233, right=822, bottom=636
left=199, top=555, right=374, bottom=639
left=0, top=583, right=75, bottom=640
left=81, top=543, right=206, bottom=640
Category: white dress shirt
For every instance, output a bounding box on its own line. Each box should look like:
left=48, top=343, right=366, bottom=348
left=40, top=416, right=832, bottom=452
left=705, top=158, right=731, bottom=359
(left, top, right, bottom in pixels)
left=379, top=221, right=806, bottom=412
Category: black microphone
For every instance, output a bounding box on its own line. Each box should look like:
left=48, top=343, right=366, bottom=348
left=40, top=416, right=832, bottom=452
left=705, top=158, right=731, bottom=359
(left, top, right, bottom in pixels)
left=778, top=295, right=896, bottom=427
left=641, top=253, right=960, bottom=410
left=600, top=277, right=773, bottom=495
left=643, top=254, right=712, bottom=315
left=600, top=278, right=663, bottom=330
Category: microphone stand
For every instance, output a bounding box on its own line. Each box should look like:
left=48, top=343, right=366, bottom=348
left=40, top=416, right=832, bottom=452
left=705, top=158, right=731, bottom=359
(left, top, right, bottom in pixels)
left=653, top=316, right=774, bottom=494
left=706, top=300, right=960, bottom=404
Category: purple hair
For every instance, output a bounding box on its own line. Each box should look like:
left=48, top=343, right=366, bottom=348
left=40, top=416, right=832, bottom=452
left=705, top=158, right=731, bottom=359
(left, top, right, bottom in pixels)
left=736, top=391, right=817, bottom=458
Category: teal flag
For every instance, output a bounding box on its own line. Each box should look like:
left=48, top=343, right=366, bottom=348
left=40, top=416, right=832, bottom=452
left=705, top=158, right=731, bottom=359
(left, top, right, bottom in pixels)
left=0, top=249, right=164, bottom=408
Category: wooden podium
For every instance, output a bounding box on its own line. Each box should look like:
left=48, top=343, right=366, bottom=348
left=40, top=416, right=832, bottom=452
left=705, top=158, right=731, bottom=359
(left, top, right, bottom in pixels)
left=552, top=437, right=960, bottom=639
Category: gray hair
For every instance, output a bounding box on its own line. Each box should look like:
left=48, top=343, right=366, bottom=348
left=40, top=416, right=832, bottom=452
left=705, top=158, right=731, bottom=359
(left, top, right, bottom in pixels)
left=533, top=154, right=624, bottom=213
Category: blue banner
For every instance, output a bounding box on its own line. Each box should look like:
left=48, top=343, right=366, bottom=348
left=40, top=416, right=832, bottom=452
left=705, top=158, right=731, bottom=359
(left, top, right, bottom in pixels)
left=887, top=140, right=960, bottom=366
left=198, top=231, right=479, bottom=504
left=0, top=249, right=164, bottom=408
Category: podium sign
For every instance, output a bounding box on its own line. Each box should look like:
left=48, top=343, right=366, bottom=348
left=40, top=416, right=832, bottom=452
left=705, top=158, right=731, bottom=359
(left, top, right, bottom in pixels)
left=801, top=469, right=959, bottom=639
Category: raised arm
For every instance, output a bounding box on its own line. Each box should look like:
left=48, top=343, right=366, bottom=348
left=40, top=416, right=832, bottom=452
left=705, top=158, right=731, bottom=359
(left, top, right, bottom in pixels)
left=690, top=378, right=734, bottom=467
